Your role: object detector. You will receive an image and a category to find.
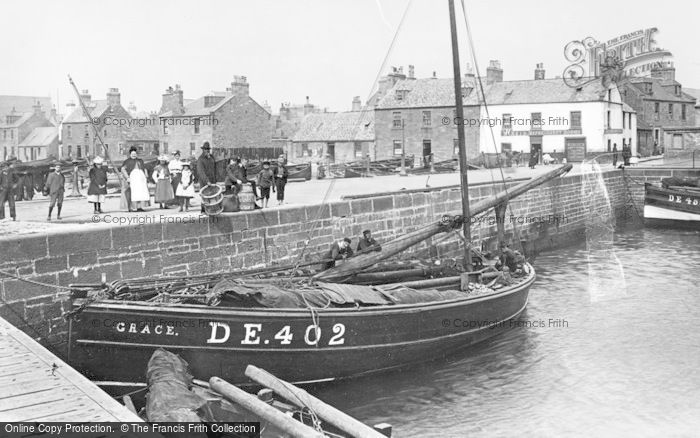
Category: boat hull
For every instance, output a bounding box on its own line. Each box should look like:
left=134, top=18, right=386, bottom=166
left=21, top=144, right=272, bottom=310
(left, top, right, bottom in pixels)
left=69, top=271, right=534, bottom=385
left=644, top=184, right=700, bottom=227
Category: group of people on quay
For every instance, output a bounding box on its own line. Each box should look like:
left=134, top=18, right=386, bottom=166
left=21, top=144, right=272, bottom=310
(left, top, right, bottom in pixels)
left=0, top=141, right=291, bottom=221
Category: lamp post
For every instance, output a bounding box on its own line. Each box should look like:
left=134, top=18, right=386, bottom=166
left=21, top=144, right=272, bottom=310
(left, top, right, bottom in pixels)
left=400, top=119, right=407, bottom=176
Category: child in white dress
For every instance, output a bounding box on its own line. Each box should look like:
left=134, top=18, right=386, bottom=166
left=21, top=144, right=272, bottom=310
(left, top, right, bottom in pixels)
left=175, top=162, right=195, bottom=211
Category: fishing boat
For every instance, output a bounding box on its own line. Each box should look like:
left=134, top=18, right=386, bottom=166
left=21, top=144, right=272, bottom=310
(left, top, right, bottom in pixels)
left=66, top=0, right=572, bottom=387
left=644, top=178, right=700, bottom=226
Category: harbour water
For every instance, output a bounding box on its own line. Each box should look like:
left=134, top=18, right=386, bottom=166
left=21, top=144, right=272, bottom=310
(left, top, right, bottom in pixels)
left=315, top=225, right=700, bottom=437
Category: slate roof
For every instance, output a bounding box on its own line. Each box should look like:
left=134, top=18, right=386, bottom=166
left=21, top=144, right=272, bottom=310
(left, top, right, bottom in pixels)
left=0, top=112, right=33, bottom=128
left=63, top=100, right=111, bottom=123
left=626, top=77, right=696, bottom=103
left=17, top=127, right=58, bottom=147
left=0, top=96, right=51, bottom=119
left=622, top=102, right=636, bottom=113
left=292, top=111, right=374, bottom=142
left=160, top=93, right=236, bottom=117
left=376, top=77, right=611, bottom=109
left=683, top=88, right=700, bottom=107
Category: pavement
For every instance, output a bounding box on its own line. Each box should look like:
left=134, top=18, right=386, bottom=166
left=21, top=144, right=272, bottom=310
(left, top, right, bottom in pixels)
left=0, top=158, right=689, bottom=237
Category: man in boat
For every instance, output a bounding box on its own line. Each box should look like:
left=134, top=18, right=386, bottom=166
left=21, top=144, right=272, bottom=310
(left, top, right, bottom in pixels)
left=323, top=237, right=354, bottom=270
left=44, top=163, right=65, bottom=221
left=357, top=229, right=381, bottom=253
left=0, top=159, right=18, bottom=221
left=498, top=242, right=521, bottom=273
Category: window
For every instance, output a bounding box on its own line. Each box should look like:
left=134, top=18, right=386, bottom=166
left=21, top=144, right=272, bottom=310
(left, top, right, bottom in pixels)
left=501, top=143, right=512, bottom=153
left=393, top=112, right=402, bottom=129
left=422, top=111, right=431, bottom=127
left=302, top=143, right=309, bottom=157
left=570, top=111, right=581, bottom=130
left=354, top=141, right=363, bottom=158
left=10, top=130, right=13, bottom=140
left=682, top=104, right=687, bottom=121
left=67, top=145, right=72, bottom=157
left=77, top=145, right=82, bottom=158
left=607, top=89, right=612, bottom=101
left=393, top=140, right=403, bottom=156
left=194, top=118, right=200, bottom=134
left=502, top=114, right=512, bottom=130
left=607, top=139, right=611, bottom=152
left=668, top=104, right=674, bottom=118
left=161, top=142, right=166, bottom=153
left=606, top=111, right=611, bottom=129
left=66, top=126, right=72, bottom=139
left=530, top=112, right=542, bottom=128
left=103, top=128, right=107, bottom=137
left=622, top=113, right=626, bottom=129
left=84, top=125, right=89, bottom=138
left=654, top=102, right=659, bottom=114
left=118, top=143, right=123, bottom=154
left=163, top=123, right=169, bottom=135
left=189, top=142, right=195, bottom=153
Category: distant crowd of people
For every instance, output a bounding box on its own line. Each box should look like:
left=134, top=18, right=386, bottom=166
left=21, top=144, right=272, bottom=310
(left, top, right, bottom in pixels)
left=0, top=141, right=291, bottom=221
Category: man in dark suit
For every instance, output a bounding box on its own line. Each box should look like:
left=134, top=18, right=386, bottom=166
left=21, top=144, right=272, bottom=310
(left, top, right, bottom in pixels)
left=0, top=160, right=18, bottom=221
left=196, top=142, right=217, bottom=212
left=357, top=229, right=381, bottom=253
left=44, top=163, right=65, bottom=220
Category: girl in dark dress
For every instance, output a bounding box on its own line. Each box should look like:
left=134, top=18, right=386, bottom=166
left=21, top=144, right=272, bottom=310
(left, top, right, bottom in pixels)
left=87, top=156, right=108, bottom=213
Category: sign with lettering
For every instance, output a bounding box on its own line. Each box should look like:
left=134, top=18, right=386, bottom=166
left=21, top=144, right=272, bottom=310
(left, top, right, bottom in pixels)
left=563, top=28, right=673, bottom=88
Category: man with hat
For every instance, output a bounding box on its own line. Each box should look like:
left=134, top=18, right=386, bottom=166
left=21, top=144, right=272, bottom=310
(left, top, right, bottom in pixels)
left=0, top=158, right=18, bottom=220
left=322, top=237, right=354, bottom=270
left=196, top=142, right=217, bottom=213
left=44, top=162, right=65, bottom=220
left=357, top=229, right=381, bottom=253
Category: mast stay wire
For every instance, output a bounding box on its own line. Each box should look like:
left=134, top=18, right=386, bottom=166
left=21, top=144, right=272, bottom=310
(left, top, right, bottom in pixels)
left=288, top=0, right=414, bottom=278
left=458, top=0, right=531, bottom=254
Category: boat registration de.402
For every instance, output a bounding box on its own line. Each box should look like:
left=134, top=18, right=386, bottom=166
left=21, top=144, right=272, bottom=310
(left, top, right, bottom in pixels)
left=206, top=321, right=348, bottom=347
left=669, top=194, right=700, bottom=206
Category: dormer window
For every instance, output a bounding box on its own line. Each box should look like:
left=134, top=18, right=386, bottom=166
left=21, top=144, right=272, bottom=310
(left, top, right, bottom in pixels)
left=395, top=90, right=408, bottom=101
left=645, top=83, right=652, bottom=94
left=675, top=85, right=681, bottom=96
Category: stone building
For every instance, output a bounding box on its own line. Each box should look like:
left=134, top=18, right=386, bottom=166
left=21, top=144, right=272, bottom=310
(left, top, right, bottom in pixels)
left=16, top=127, right=60, bottom=160
left=290, top=110, right=374, bottom=163
left=373, top=65, right=487, bottom=163
left=271, top=97, right=324, bottom=150
left=0, top=101, right=55, bottom=161
left=61, top=88, right=132, bottom=160
left=158, top=77, right=273, bottom=160
left=620, top=63, right=697, bottom=156
left=477, top=64, right=637, bottom=163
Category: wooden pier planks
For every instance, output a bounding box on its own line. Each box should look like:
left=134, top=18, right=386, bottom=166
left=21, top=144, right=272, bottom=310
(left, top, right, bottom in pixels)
left=0, top=316, right=142, bottom=422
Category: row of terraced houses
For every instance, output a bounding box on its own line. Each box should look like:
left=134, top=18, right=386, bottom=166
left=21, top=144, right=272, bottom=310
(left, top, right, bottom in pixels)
left=2, top=62, right=699, bottom=164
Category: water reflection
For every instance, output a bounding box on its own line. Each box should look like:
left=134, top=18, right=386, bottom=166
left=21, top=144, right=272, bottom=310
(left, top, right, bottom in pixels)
left=314, top=226, right=700, bottom=437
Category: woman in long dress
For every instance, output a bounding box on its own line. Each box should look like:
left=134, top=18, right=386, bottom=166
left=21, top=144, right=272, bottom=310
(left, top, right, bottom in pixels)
left=87, top=156, right=108, bottom=213
left=167, top=150, right=183, bottom=205
left=121, top=146, right=150, bottom=212
left=152, top=155, right=174, bottom=208
left=175, top=161, right=195, bottom=212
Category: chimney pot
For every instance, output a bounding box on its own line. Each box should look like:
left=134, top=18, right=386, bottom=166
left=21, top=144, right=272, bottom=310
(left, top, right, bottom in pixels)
left=352, top=96, right=362, bottom=112
left=534, top=63, right=545, bottom=80
left=486, top=60, right=503, bottom=84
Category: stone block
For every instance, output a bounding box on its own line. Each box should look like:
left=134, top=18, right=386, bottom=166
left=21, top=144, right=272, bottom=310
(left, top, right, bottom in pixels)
left=0, top=235, right=48, bottom=262
left=48, top=229, right=111, bottom=257
left=3, top=274, right=57, bottom=301
left=34, top=256, right=68, bottom=274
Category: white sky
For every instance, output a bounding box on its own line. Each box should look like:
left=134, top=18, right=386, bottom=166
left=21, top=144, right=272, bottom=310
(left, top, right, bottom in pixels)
left=1, top=0, right=698, bottom=114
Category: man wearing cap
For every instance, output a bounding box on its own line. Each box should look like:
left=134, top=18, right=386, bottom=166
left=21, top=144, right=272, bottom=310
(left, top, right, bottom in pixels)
left=323, top=237, right=354, bottom=270
left=45, top=163, right=65, bottom=220
left=0, top=159, right=18, bottom=220
left=196, top=142, right=217, bottom=213
left=357, top=229, right=381, bottom=253
left=273, top=155, right=289, bottom=206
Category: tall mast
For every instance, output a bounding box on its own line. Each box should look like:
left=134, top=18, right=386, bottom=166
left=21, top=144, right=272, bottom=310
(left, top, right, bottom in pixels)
left=448, top=0, right=472, bottom=271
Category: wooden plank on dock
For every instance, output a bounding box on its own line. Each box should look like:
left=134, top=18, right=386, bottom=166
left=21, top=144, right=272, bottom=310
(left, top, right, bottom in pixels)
left=0, top=316, right=142, bottom=422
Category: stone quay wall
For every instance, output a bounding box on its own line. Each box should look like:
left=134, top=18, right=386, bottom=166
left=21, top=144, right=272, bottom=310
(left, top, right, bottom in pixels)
left=1, top=166, right=698, bottom=354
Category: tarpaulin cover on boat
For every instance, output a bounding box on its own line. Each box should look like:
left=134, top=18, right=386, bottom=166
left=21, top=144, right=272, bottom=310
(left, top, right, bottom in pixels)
left=145, top=348, right=206, bottom=422
left=661, top=176, right=700, bottom=188
left=210, top=278, right=468, bottom=308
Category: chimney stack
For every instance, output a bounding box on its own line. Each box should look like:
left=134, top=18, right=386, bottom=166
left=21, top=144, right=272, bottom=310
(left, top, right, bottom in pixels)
left=432, top=71, right=437, bottom=79
left=32, top=101, right=44, bottom=116
left=230, top=75, right=249, bottom=97
left=160, top=84, right=184, bottom=115
left=534, top=63, right=545, bottom=80
left=408, top=65, right=415, bottom=79
left=352, top=96, right=362, bottom=112
left=651, top=61, right=675, bottom=82
left=464, top=62, right=475, bottom=81
left=107, top=88, right=121, bottom=107
left=304, top=96, right=313, bottom=115
left=486, top=60, right=503, bottom=84
left=80, top=89, right=91, bottom=103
